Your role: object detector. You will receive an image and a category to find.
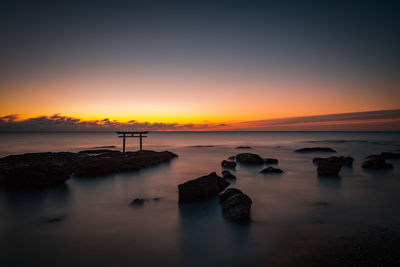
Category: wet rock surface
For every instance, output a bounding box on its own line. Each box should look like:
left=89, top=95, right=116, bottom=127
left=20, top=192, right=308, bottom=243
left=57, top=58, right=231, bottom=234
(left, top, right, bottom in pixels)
left=219, top=188, right=252, bottom=223
left=222, top=170, right=237, bottom=180
left=221, top=160, right=237, bottom=169
left=260, top=167, right=284, bottom=174
left=366, top=152, right=400, bottom=160
left=317, top=162, right=342, bottom=177
left=362, top=157, right=394, bottom=170
left=236, top=153, right=264, bottom=165
left=295, top=147, right=336, bottom=153
left=178, top=172, right=229, bottom=203
left=0, top=150, right=178, bottom=189
left=264, top=158, right=278, bottom=164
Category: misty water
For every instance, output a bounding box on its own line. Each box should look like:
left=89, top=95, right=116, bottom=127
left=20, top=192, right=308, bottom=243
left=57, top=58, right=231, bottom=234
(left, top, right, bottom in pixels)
left=1, top=132, right=400, bottom=266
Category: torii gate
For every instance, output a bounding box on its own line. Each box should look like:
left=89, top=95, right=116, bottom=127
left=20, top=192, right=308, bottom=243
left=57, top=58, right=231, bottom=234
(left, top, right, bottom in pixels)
left=116, top=131, right=149, bottom=152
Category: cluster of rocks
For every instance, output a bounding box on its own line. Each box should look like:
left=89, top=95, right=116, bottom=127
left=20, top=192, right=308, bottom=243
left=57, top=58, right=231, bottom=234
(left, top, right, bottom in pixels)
left=313, top=156, right=354, bottom=177
left=177, top=172, right=252, bottom=223
left=0, top=150, right=178, bottom=189
left=222, top=153, right=283, bottom=175
left=295, top=147, right=336, bottom=153
left=130, top=197, right=161, bottom=206
left=360, top=152, right=399, bottom=170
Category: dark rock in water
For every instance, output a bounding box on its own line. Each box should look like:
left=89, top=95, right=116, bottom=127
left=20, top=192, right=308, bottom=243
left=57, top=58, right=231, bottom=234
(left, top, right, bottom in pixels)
left=93, top=145, right=117, bottom=149
left=295, top=147, right=336, bottom=153
left=153, top=197, right=161, bottom=201
left=264, top=158, right=278, bottom=164
left=191, top=145, right=214, bottom=148
left=236, top=146, right=251, bottom=149
left=178, top=172, right=230, bottom=203
left=228, top=156, right=236, bottom=161
left=367, top=152, right=400, bottom=160
left=0, top=150, right=178, bottom=188
left=220, top=191, right=252, bottom=223
left=78, top=149, right=119, bottom=154
left=313, top=156, right=354, bottom=166
left=317, top=162, right=341, bottom=177
left=221, top=160, right=237, bottom=169
left=260, top=167, right=284, bottom=174
left=222, top=170, right=237, bottom=180
left=131, top=198, right=145, bottom=206
left=362, top=157, right=394, bottom=170
left=236, top=153, right=264, bottom=165
left=218, top=188, right=243, bottom=203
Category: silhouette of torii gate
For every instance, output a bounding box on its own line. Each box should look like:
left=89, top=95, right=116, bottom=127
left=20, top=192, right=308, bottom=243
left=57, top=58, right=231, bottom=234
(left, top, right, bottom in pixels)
left=116, top=131, right=149, bottom=152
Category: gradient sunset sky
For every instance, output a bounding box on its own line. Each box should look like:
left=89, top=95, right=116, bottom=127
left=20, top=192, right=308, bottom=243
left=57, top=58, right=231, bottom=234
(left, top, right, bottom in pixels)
left=1, top=0, right=399, bottom=130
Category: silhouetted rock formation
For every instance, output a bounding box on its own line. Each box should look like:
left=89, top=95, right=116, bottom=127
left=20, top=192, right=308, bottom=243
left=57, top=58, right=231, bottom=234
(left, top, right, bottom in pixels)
left=236, top=146, right=251, bottom=149
left=260, top=167, right=284, bottom=174
left=317, top=162, right=342, bottom=177
left=0, top=150, right=178, bottom=189
left=295, top=147, right=336, bottom=153
left=79, top=149, right=119, bottom=154
left=264, top=158, right=278, bottom=164
left=221, top=160, right=237, bottom=169
left=219, top=188, right=252, bottom=223
left=313, top=156, right=354, bottom=166
left=236, top=153, right=264, bottom=165
left=222, top=170, right=237, bottom=180
left=362, top=157, right=394, bottom=170
left=178, top=172, right=229, bottom=203
left=131, top=198, right=145, bottom=206
left=228, top=156, right=236, bottom=161
left=366, top=152, right=400, bottom=160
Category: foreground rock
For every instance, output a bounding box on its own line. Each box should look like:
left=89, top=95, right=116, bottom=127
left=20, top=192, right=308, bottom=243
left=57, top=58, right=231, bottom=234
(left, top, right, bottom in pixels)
left=79, top=149, right=119, bottom=154
left=219, top=188, right=252, bottom=223
left=178, top=172, right=229, bottom=203
left=222, top=170, right=237, bottom=180
left=260, top=167, right=284, bottom=174
left=295, top=147, right=336, bottom=153
left=366, top=152, right=400, bottom=160
left=313, top=156, right=354, bottom=166
left=264, top=158, right=278, bottom=164
left=362, top=157, right=394, bottom=170
left=221, top=160, right=237, bottom=169
left=236, top=153, right=264, bottom=165
left=317, top=162, right=342, bottom=177
left=0, top=150, right=178, bottom=189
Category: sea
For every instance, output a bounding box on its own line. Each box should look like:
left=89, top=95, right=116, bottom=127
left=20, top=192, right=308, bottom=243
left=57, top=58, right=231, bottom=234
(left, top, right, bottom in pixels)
left=0, top=131, right=400, bottom=266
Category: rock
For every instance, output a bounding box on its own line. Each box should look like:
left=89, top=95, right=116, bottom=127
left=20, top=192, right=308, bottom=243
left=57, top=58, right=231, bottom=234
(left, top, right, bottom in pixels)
left=313, top=156, right=354, bottom=166
left=362, top=157, right=394, bottom=170
left=222, top=170, right=237, bottom=180
left=264, top=158, right=278, bottom=164
left=131, top=198, right=145, bottom=206
left=221, top=160, right=237, bottom=169
left=366, top=154, right=380, bottom=159
left=221, top=191, right=252, bottom=223
left=178, top=172, right=230, bottom=203
left=236, top=153, right=264, bottom=165
left=366, top=152, right=400, bottom=160
left=295, top=147, right=336, bottom=153
left=317, top=162, right=342, bottom=177
left=78, top=149, right=119, bottom=154
left=218, top=188, right=243, bottom=203
left=236, top=146, right=251, bottom=149
left=260, top=167, right=284, bottom=174
left=228, top=156, right=236, bottom=161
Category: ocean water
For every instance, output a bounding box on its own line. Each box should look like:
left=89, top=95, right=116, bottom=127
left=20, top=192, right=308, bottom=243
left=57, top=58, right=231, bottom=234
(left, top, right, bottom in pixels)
left=0, top=131, right=400, bottom=266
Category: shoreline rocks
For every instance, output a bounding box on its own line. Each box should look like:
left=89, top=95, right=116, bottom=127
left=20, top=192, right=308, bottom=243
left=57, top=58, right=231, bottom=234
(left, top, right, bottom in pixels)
left=178, top=172, right=229, bottom=203
left=295, top=147, right=336, bottom=153
left=219, top=188, right=252, bottom=223
left=236, top=153, right=264, bottom=165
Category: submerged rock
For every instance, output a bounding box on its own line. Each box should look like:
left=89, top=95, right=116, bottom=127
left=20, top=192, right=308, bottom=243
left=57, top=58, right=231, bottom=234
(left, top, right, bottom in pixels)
left=219, top=188, right=252, bottom=223
left=222, top=170, right=237, bottom=180
left=236, top=153, right=264, bottom=165
left=295, top=147, right=336, bottom=153
left=131, top=198, right=145, bottom=206
left=362, top=157, right=394, bottom=170
left=236, top=146, right=251, bottom=149
left=178, top=172, right=230, bottom=203
left=317, top=162, right=342, bottom=177
left=264, top=158, right=278, bottom=164
left=221, top=160, right=237, bottom=169
left=313, top=156, right=354, bottom=166
left=260, top=167, right=284, bottom=174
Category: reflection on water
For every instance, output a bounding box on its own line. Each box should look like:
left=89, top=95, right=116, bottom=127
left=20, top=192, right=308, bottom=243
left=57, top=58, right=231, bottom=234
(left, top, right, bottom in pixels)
left=0, top=132, right=400, bottom=266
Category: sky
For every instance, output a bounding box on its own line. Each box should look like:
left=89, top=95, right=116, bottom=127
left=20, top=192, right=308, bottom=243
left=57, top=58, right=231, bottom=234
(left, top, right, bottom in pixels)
left=0, top=0, right=399, bottom=131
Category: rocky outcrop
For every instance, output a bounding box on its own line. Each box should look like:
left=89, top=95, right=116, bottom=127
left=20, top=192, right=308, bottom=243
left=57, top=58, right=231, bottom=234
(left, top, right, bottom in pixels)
left=366, top=152, right=400, bottom=160
left=264, top=158, right=278, bottom=164
left=362, top=158, right=394, bottom=170
left=317, top=162, right=342, bottom=177
left=0, top=150, right=178, bottom=189
left=260, top=167, right=284, bottom=174
left=221, top=160, right=237, bottom=169
left=236, top=146, right=251, bottom=149
left=78, top=149, right=119, bottom=154
left=178, top=172, right=230, bottom=203
left=131, top=198, right=145, bottom=206
left=228, top=156, right=236, bottom=161
left=219, top=188, right=252, bottom=223
left=295, top=147, right=336, bottom=153
left=222, top=170, right=237, bottom=180
left=236, top=153, right=264, bottom=165
left=313, top=156, right=354, bottom=166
